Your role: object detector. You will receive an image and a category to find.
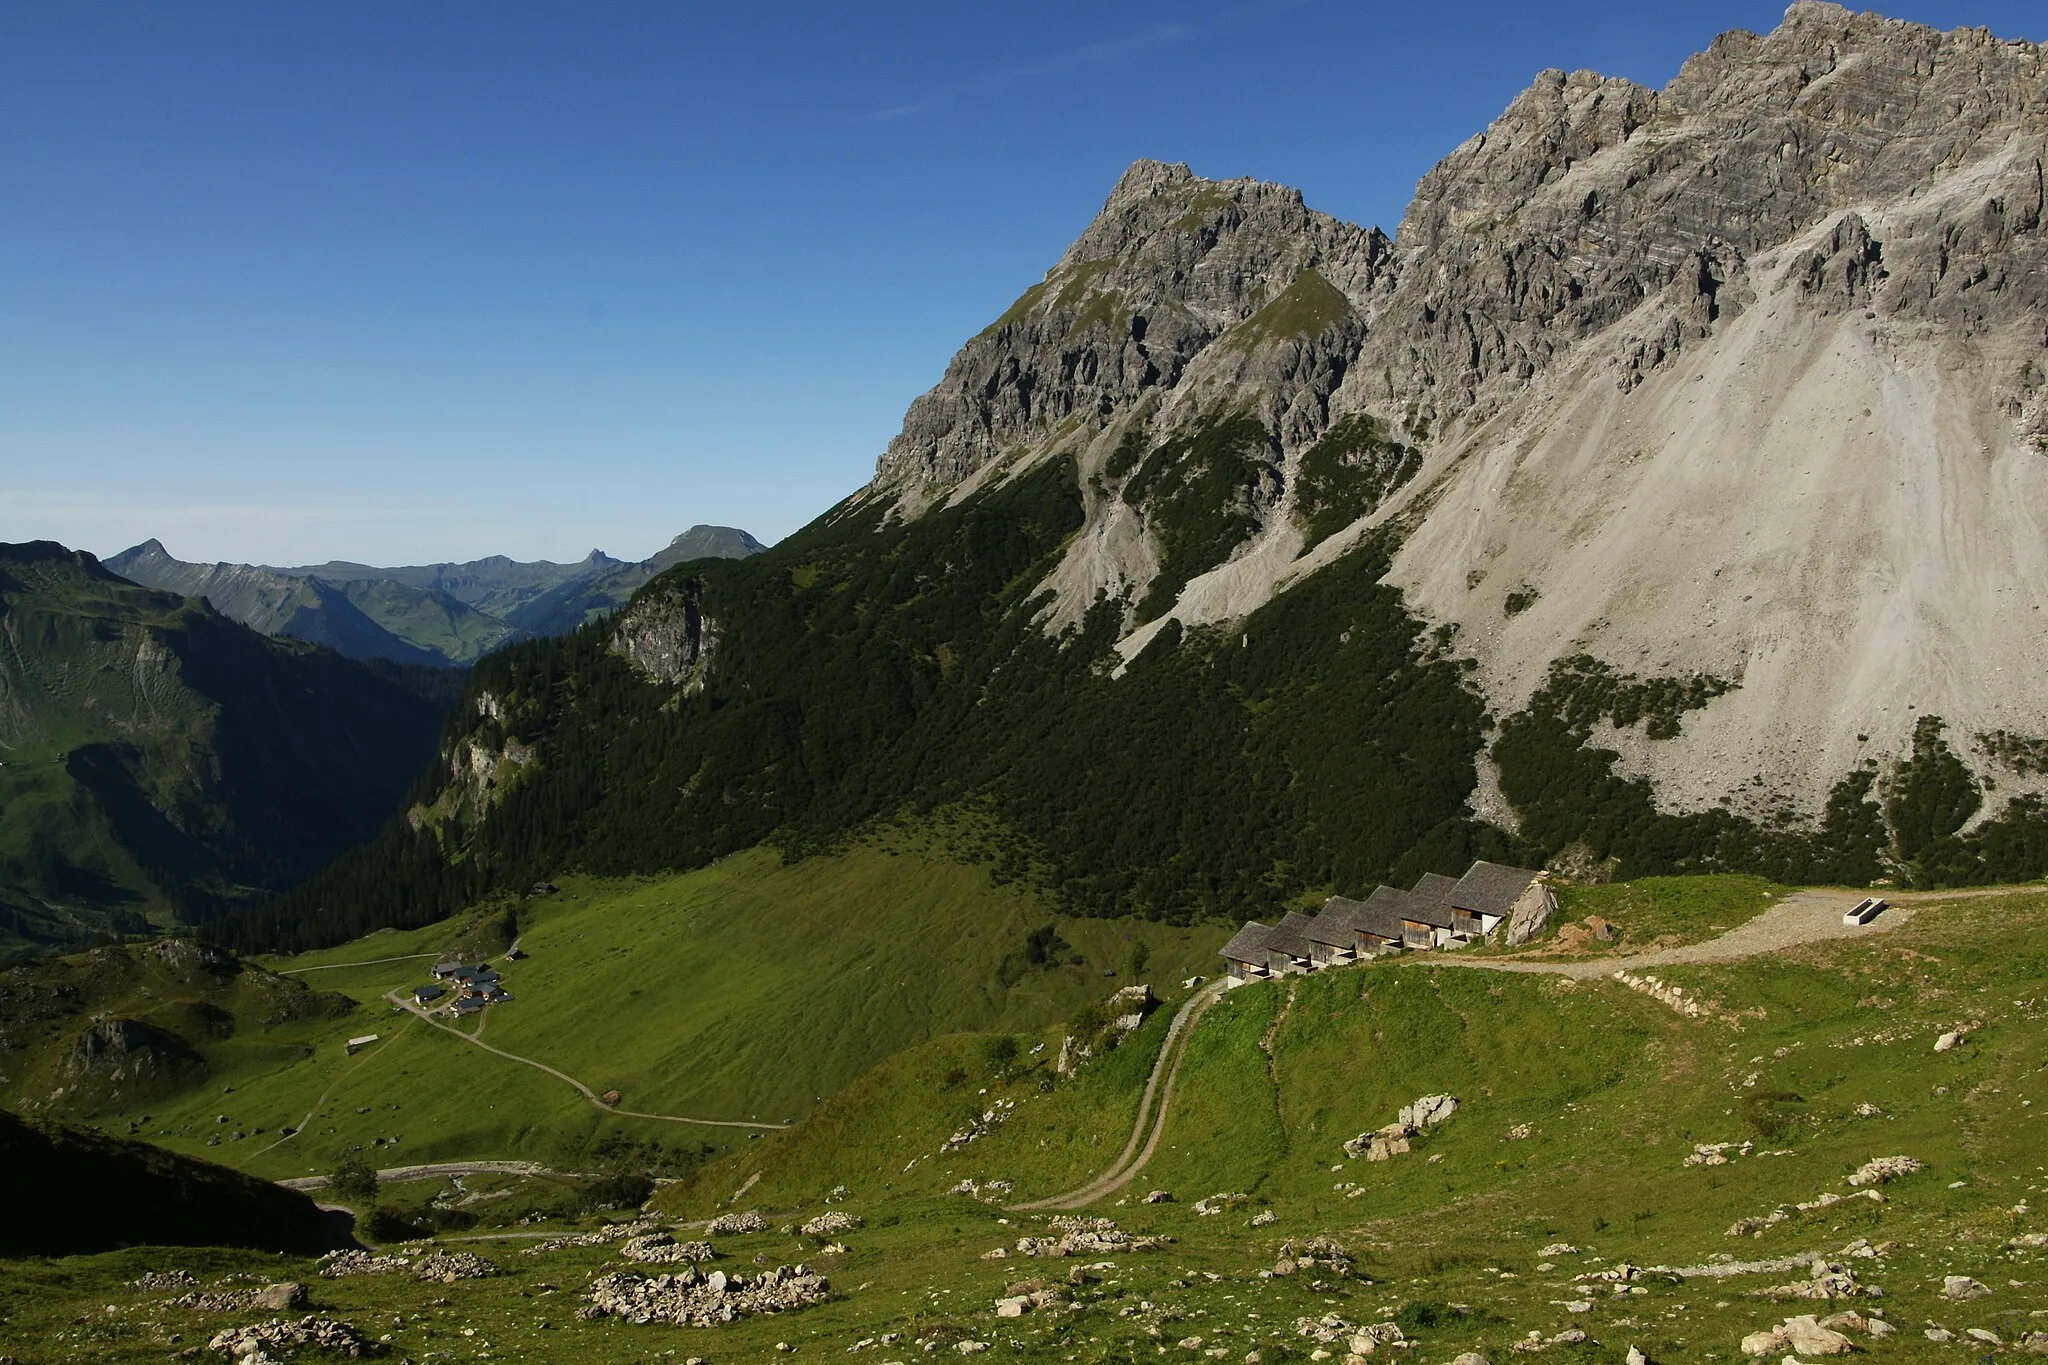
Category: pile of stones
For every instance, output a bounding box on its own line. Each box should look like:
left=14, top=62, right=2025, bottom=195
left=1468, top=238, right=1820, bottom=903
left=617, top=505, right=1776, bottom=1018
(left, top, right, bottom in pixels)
left=412, top=1251, right=498, bottom=1283
left=706, top=1211, right=768, bottom=1235
left=581, top=1263, right=830, bottom=1326
left=1847, top=1155, right=1921, bottom=1186
left=620, top=1233, right=717, bottom=1265
left=169, top=1283, right=306, bottom=1313
left=1014, top=1217, right=1171, bottom=1258
left=206, top=1317, right=370, bottom=1360
left=317, top=1251, right=411, bottom=1278
left=799, top=1211, right=861, bottom=1237
left=128, top=1271, right=198, bottom=1292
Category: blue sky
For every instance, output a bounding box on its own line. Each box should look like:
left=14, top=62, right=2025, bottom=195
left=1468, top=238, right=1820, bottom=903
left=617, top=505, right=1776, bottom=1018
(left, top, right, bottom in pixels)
left=3, top=2, right=2041, bottom=566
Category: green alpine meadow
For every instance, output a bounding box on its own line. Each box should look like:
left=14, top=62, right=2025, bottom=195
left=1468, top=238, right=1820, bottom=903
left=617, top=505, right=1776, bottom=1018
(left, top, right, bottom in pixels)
left=8, top=3, right=2048, bottom=1362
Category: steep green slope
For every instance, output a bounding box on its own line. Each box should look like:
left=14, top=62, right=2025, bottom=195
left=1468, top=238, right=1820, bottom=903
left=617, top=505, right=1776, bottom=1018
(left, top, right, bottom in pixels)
left=0, top=1107, right=333, bottom=1255
left=0, top=542, right=449, bottom=949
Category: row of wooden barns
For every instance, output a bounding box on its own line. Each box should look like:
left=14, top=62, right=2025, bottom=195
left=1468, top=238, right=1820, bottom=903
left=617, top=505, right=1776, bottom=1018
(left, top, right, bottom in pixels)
left=1219, top=860, right=1556, bottom=984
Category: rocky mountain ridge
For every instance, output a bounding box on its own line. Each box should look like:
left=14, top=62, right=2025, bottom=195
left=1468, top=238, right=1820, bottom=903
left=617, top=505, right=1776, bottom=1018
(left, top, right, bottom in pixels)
left=868, top=0, right=2048, bottom=822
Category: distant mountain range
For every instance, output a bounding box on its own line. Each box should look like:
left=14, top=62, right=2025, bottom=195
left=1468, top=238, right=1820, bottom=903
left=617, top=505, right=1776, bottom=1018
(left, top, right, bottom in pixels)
left=106, top=525, right=767, bottom=668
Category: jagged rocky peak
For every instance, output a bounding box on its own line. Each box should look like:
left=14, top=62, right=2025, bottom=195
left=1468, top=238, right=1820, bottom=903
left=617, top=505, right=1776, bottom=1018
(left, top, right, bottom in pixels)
left=1347, top=0, right=2048, bottom=430
left=872, top=159, right=1389, bottom=504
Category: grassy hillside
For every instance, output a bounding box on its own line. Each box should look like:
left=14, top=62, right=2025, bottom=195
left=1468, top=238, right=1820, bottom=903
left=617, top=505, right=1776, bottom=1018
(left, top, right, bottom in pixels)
left=8, top=878, right=2046, bottom=1363
left=0, top=541, right=449, bottom=952
left=4, top=834, right=1229, bottom=1182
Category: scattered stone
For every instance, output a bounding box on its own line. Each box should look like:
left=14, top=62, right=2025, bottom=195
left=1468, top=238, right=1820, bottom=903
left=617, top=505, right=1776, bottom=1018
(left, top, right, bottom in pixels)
left=1925, top=1327, right=1955, bottom=1342
left=1452, top=1354, right=1493, bottom=1365
left=941, top=1098, right=1016, bottom=1153
left=1145, top=1190, right=1174, bottom=1204
left=413, top=1252, right=498, bottom=1283
left=584, top=1263, right=830, bottom=1326
left=956, top=1341, right=989, bottom=1355
left=800, top=1212, right=862, bottom=1237
left=1968, top=1327, right=2003, bottom=1344
left=825, top=1184, right=851, bottom=1203
left=1504, top=1123, right=1532, bottom=1141
left=2011, top=1233, right=2048, bottom=1249
left=1614, top=970, right=1711, bottom=1017
left=1756, top=1259, right=1880, bottom=1301
left=946, top=1179, right=1013, bottom=1202
left=206, top=1317, right=370, bottom=1359
left=1626, top=1349, right=1648, bottom=1365
left=1934, top=1030, right=1962, bottom=1052
left=1942, top=1275, right=1991, bottom=1300
left=1846, top=1156, right=1921, bottom=1187
left=1342, top=1095, right=1456, bottom=1161
left=707, top=1211, right=769, bottom=1236
left=621, top=1234, right=718, bottom=1265
left=1686, top=1140, right=1755, bottom=1167
left=980, top=1248, right=1009, bottom=1261
left=1781, top=1315, right=1853, bottom=1355
left=1249, top=1211, right=1277, bottom=1228
left=1538, top=1243, right=1578, bottom=1257
left=1192, top=1194, right=1248, bottom=1216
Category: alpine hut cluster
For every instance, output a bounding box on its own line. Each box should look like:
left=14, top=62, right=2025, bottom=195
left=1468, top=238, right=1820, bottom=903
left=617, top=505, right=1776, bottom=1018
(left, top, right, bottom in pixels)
left=1220, top=861, right=1555, bottom=985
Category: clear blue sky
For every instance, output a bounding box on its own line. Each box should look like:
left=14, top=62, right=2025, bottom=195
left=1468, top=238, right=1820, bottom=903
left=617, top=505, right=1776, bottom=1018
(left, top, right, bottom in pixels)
left=3, top=1, right=2040, bottom=566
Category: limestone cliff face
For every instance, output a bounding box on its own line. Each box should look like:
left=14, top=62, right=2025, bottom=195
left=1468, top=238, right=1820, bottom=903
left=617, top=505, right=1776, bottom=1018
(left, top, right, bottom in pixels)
left=610, top=581, right=715, bottom=692
left=1345, top=1, right=2048, bottom=432
left=860, top=2, right=2048, bottom=819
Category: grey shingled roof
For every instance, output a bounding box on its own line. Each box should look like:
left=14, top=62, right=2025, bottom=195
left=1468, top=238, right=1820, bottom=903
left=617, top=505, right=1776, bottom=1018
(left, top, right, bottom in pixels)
left=1448, top=860, right=1542, bottom=918
left=1299, top=906, right=1361, bottom=950
left=1402, top=873, right=1458, bottom=927
left=1265, top=912, right=1319, bottom=960
left=1347, top=889, right=1414, bottom=941
left=1221, top=921, right=1275, bottom=962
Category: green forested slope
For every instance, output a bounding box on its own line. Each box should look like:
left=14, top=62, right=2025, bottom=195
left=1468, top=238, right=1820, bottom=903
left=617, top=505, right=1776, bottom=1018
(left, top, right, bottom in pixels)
left=0, top=542, right=449, bottom=952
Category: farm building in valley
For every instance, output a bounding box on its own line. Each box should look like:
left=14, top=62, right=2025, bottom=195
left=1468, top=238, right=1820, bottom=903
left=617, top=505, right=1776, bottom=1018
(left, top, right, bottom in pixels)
left=1221, top=861, right=1555, bottom=984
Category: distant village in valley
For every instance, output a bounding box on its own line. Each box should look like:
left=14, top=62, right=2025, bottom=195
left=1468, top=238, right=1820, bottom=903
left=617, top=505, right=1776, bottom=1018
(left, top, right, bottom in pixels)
left=1220, top=860, right=1556, bottom=984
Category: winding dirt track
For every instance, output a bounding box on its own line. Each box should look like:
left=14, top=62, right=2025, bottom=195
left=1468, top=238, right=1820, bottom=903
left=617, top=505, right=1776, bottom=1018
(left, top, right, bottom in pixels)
left=1011, top=886, right=2008, bottom=1210
left=275, top=952, right=440, bottom=974
left=386, top=992, right=789, bottom=1130
left=1013, top=978, right=1228, bottom=1211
